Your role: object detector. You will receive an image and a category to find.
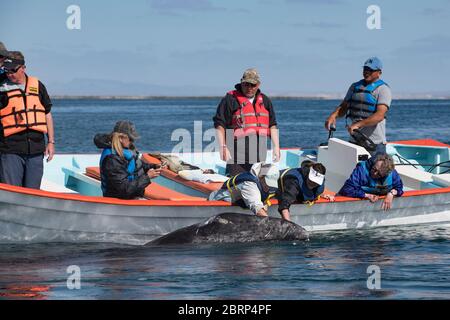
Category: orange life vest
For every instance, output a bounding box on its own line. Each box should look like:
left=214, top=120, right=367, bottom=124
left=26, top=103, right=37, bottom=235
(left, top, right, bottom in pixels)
left=229, top=90, right=271, bottom=138
left=0, top=76, right=47, bottom=137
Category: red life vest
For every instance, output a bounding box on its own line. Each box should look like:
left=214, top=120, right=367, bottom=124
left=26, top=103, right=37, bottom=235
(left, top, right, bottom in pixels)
left=228, top=90, right=271, bottom=138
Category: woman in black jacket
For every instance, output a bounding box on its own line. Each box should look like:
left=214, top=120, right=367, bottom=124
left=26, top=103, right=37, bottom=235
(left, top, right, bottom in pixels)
left=94, top=121, right=162, bottom=199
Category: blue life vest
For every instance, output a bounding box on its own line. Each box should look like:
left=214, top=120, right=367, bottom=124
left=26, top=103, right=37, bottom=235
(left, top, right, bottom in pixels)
left=221, top=172, right=270, bottom=206
left=360, top=161, right=393, bottom=195
left=100, top=148, right=136, bottom=193
left=280, top=168, right=324, bottom=202
left=347, top=79, right=388, bottom=121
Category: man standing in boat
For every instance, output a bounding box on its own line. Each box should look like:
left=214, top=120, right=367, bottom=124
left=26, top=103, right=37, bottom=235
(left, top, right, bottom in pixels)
left=325, top=57, right=392, bottom=155
left=213, top=68, right=280, bottom=176
left=0, top=51, right=55, bottom=189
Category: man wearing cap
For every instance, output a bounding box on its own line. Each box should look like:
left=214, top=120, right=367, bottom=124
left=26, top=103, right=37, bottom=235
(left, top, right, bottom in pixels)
left=277, top=161, right=334, bottom=221
left=213, top=68, right=280, bottom=176
left=325, top=57, right=392, bottom=155
left=208, top=162, right=279, bottom=217
left=0, top=51, right=55, bottom=189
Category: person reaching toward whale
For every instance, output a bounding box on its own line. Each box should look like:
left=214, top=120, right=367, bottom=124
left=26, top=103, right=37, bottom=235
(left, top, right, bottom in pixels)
left=208, top=162, right=279, bottom=217
left=276, top=161, right=335, bottom=221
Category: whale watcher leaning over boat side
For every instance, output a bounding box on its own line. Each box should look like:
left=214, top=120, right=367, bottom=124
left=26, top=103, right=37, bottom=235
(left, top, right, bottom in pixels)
left=324, top=57, right=392, bottom=155
left=276, top=161, right=335, bottom=222
left=338, top=153, right=404, bottom=211
left=0, top=51, right=55, bottom=189
left=208, top=163, right=279, bottom=217
left=94, top=121, right=164, bottom=199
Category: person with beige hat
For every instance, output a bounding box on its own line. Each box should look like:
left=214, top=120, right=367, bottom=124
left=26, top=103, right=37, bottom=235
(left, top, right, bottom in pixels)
left=213, top=68, right=280, bottom=177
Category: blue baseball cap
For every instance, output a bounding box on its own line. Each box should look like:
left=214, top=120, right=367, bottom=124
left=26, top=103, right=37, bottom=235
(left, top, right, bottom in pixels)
left=363, top=57, right=383, bottom=71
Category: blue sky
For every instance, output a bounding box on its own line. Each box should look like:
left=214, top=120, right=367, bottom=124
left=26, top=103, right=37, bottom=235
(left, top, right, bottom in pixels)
left=2, top=0, right=450, bottom=96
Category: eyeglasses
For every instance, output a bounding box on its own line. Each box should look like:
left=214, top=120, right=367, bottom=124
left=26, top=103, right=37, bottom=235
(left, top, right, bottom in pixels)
left=242, top=82, right=258, bottom=88
left=5, top=66, right=22, bottom=74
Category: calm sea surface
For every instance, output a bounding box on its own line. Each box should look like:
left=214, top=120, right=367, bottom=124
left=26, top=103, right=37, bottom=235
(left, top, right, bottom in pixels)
left=0, top=98, right=449, bottom=299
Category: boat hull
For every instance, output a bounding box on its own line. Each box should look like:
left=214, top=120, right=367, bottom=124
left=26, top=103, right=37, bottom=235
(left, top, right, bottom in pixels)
left=1, top=184, right=449, bottom=245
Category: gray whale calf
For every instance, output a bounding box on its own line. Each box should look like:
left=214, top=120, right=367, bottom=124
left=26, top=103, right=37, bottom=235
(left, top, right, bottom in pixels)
left=149, top=213, right=309, bottom=245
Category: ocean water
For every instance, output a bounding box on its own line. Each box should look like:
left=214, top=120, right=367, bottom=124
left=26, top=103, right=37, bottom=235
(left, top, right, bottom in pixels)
left=0, top=98, right=450, bottom=300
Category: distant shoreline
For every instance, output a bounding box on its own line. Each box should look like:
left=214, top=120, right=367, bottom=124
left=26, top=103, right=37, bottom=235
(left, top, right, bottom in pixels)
left=52, top=95, right=450, bottom=100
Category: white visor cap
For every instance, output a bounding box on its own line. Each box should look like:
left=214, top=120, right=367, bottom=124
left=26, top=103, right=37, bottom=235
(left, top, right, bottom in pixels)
left=308, top=167, right=325, bottom=186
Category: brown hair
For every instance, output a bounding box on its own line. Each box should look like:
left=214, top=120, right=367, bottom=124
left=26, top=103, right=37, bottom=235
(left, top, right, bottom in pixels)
left=374, top=153, right=395, bottom=176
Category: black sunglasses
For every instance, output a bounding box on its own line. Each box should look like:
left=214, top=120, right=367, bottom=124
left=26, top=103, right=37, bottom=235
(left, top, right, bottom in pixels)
left=5, top=66, right=22, bottom=74
left=242, top=82, right=257, bottom=88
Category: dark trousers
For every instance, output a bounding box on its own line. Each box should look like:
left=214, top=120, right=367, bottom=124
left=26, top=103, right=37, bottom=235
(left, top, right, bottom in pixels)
left=0, top=153, right=44, bottom=189
left=225, top=135, right=268, bottom=176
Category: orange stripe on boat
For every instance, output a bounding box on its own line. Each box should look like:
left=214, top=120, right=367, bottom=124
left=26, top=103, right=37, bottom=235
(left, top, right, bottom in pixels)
left=389, top=139, right=450, bottom=148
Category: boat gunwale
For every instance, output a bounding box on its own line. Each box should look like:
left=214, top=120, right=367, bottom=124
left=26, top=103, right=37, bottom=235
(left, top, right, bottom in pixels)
left=1, top=182, right=449, bottom=207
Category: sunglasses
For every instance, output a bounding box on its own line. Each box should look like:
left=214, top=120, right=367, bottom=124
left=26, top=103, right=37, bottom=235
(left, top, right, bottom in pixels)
left=242, top=82, right=258, bottom=88
left=5, top=66, right=22, bottom=74
left=363, top=66, right=379, bottom=73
